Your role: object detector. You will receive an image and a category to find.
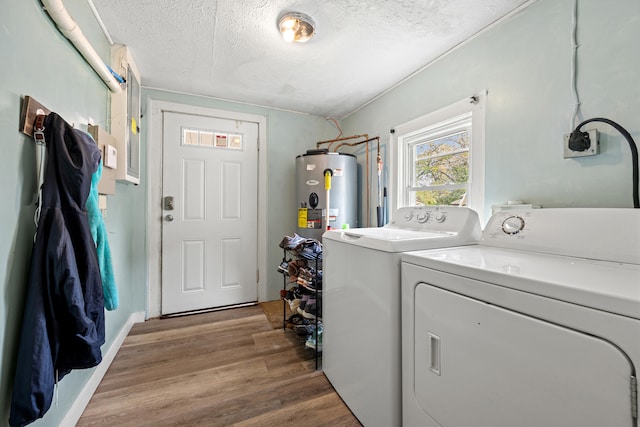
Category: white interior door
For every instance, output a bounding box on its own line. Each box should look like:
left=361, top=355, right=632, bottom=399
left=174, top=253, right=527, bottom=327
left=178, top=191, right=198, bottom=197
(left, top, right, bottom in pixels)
left=161, top=111, right=258, bottom=315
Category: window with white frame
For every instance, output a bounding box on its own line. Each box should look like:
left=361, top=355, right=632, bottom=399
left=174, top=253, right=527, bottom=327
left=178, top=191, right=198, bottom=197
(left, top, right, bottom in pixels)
left=391, top=93, right=485, bottom=221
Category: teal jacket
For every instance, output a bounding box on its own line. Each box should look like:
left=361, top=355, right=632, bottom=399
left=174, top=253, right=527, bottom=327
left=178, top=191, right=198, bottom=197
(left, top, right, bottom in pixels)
left=87, top=140, right=118, bottom=310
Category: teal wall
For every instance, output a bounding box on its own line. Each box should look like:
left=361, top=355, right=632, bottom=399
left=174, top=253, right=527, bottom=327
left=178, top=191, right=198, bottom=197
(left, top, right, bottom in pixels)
left=0, top=1, right=146, bottom=425
left=342, top=0, right=640, bottom=223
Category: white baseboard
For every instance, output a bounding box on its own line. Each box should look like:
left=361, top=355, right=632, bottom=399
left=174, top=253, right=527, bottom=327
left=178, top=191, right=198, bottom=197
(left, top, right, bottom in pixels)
left=61, top=311, right=146, bottom=426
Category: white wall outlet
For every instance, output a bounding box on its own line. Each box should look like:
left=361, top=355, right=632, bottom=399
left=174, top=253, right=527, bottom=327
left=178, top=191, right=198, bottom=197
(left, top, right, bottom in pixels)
left=98, top=194, right=107, bottom=210
left=104, top=144, right=118, bottom=169
left=564, top=129, right=599, bottom=158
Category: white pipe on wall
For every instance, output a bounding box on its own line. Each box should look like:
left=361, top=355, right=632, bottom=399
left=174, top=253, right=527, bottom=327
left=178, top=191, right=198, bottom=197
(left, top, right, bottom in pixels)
left=41, top=0, right=122, bottom=93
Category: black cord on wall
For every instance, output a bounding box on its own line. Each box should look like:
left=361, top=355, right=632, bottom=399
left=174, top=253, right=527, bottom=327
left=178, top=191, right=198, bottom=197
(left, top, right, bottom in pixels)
left=569, top=118, right=639, bottom=208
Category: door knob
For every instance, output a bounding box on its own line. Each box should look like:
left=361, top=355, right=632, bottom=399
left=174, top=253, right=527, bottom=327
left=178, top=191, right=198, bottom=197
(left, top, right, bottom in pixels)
left=165, top=214, right=174, bottom=222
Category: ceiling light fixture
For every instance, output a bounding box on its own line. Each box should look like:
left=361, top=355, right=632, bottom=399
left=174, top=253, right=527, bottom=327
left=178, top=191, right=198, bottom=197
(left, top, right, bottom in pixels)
left=278, top=12, right=315, bottom=43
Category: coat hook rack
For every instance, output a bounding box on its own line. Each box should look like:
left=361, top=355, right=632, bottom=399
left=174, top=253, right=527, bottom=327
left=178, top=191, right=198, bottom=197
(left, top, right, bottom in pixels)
left=20, top=96, right=51, bottom=138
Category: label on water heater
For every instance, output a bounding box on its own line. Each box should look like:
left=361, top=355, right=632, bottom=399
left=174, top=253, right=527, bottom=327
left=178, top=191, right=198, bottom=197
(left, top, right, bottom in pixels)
left=307, top=164, right=316, bottom=171
left=306, top=180, right=319, bottom=186
left=298, top=208, right=308, bottom=228
left=307, top=209, right=322, bottom=229
left=323, top=208, right=339, bottom=222
left=333, top=168, right=343, bottom=177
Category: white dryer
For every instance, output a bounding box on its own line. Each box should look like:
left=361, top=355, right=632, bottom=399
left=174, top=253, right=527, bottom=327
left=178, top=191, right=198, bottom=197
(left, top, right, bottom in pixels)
left=401, top=208, right=640, bottom=427
left=323, top=206, right=481, bottom=427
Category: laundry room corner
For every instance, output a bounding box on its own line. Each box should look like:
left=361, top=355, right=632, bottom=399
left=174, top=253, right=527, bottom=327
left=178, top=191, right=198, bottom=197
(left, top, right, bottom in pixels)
left=340, top=0, right=640, bottom=220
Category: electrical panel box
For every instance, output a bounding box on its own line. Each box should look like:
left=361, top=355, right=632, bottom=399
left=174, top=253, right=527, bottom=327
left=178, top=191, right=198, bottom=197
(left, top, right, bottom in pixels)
left=110, top=44, right=141, bottom=184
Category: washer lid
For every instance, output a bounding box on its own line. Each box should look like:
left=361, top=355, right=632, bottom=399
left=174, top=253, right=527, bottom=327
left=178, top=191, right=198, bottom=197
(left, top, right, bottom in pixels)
left=323, top=227, right=476, bottom=252
left=322, top=206, right=482, bottom=252
left=402, top=246, right=640, bottom=319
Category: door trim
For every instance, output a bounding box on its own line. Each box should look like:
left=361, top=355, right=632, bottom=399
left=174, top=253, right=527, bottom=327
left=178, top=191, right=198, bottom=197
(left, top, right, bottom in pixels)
left=147, top=99, right=268, bottom=318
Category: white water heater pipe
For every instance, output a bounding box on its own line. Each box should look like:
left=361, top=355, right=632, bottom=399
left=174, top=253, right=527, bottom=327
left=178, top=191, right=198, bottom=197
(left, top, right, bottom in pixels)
left=41, top=0, right=122, bottom=93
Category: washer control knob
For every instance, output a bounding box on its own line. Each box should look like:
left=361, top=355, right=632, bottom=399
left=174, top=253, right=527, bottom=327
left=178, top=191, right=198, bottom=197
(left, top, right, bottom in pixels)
left=404, top=211, right=414, bottom=221
left=416, top=212, right=430, bottom=223
left=436, top=214, right=446, bottom=223
left=502, top=216, right=525, bottom=235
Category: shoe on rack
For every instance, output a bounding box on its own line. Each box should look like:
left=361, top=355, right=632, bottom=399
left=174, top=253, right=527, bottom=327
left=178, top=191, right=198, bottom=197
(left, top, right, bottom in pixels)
left=287, top=260, right=307, bottom=282
left=300, top=283, right=318, bottom=292
left=277, top=260, right=290, bottom=274
left=310, top=278, right=322, bottom=291
left=294, top=239, right=322, bottom=260
left=296, top=294, right=309, bottom=314
left=297, top=267, right=314, bottom=280
left=287, top=313, right=309, bottom=326
left=290, top=237, right=315, bottom=251
left=294, top=324, right=315, bottom=336
left=302, top=302, right=321, bottom=320
left=279, top=233, right=306, bottom=250
left=299, top=249, right=322, bottom=261
left=305, top=323, right=323, bottom=351
left=280, top=289, right=299, bottom=311
left=297, top=276, right=312, bottom=287
left=297, top=285, right=314, bottom=296
left=284, top=288, right=303, bottom=302
left=297, top=296, right=315, bottom=315
left=288, top=295, right=301, bottom=312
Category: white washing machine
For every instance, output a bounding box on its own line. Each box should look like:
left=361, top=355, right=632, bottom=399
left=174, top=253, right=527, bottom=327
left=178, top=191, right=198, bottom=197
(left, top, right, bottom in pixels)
left=401, top=208, right=640, bottom=427
left=322, top=206, right=481, bottom=427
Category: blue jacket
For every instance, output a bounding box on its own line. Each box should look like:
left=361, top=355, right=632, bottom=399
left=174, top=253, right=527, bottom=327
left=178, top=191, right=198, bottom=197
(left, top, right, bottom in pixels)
left=9, top=113, right=105, bottom=426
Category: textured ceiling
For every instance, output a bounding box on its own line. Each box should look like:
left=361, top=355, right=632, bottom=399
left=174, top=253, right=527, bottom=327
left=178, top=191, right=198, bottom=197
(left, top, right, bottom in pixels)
left=92, top=0, right=531, bottom=118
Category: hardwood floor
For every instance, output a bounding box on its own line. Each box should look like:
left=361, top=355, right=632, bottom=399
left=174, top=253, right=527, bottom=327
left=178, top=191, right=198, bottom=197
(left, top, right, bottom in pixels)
left=77, top=302, right=361, bottom=426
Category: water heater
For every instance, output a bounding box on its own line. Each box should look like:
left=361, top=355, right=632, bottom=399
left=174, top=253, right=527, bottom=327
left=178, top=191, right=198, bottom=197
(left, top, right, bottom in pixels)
left=295, top=149, right=357, bottom=240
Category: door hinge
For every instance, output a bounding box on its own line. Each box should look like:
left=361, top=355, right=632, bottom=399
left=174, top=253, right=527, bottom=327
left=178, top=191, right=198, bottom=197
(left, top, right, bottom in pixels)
left=256, top=269, right=260, bottom=283
left=632, top=375, right=638, bottom=420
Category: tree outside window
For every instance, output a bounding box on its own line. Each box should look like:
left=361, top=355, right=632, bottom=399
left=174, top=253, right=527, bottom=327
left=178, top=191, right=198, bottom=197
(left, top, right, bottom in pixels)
left=409, top=124, right=470, bottom=206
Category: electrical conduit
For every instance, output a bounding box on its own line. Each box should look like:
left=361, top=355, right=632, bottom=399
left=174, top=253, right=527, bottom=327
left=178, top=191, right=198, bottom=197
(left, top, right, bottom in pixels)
left=41, top=0, right=122, bottom=93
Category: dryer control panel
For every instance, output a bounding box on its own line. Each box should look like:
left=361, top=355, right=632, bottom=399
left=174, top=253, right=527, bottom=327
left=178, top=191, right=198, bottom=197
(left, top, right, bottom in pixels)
left=481, top=208, right=640, bottom=265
